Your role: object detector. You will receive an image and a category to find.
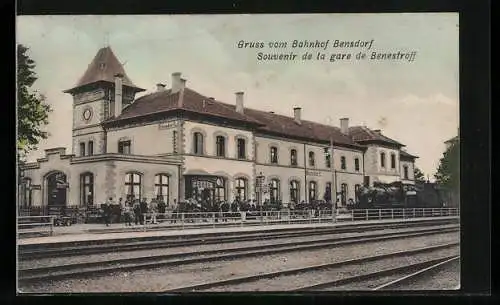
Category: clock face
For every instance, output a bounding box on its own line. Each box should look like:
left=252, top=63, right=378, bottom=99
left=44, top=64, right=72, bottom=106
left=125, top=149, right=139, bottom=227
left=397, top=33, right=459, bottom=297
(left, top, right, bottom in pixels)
left=82, top=108, right=93, bottom=122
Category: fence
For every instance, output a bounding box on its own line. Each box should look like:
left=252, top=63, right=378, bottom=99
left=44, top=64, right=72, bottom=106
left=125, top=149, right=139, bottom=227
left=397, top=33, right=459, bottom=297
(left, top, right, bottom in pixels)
left=137, top=207, right=459, bottom=230
left=17, top=215, right=55, bottom=236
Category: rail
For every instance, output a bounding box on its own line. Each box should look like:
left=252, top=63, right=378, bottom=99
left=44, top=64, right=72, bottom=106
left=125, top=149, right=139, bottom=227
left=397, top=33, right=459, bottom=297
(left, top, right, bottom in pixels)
left=138, top=207, right=459, bottom=230
left=17, top=215, right=55, bottom=236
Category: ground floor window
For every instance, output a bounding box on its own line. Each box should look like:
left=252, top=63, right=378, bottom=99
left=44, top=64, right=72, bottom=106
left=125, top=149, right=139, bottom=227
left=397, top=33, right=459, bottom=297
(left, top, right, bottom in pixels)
left=290, top=180, right=300, bottom=204
left=80, top=172, right=94, bottom=206
left=154, top=174, right=170, bottom=205
left=341, top=183, right=348, bottom=206
left=269, top=179, right=280, bottom=203
left=235, top=177, right=247, bottom=201
left=125, top=172, right=142, bottom=201
left=308, top=181, right=317, bottom=202
left=46, top=171, right=67, bottom=207
left=355, top=184, right=361, bottom=203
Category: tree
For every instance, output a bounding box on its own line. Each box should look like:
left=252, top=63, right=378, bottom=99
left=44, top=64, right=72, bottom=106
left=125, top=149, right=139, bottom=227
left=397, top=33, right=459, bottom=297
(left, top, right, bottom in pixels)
left=17, top=44, right=52, bottom=160
left=434, top=140, right=459, bottom=192
left=414, top=167, right=426, bottom=182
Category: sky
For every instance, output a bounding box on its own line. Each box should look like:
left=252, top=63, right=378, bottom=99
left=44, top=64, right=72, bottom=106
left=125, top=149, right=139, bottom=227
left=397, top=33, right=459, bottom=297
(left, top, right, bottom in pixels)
left=17, top=14, right=459, bottom=179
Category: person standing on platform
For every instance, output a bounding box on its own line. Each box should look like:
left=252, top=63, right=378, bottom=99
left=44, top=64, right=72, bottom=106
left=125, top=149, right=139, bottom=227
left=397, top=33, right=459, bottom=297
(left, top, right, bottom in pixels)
left=150, top=199, right=158, bottom=224
left=103, top=197, right=113, bottom=227
left=140, top=197, right=148, bottom=225
left=133, top=199, right=141, bottom=225
left=123, top=202, right=133, bottom=226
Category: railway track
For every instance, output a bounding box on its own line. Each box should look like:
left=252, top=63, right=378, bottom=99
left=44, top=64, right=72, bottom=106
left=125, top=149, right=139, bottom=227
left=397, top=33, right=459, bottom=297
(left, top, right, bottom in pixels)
left=370, top=256, right=460, bottom=290
left=19, top=218, right=458, bottom=259
left=162, top=243, right=459, bottom=292
left=18, top=225, right=458, bottom=283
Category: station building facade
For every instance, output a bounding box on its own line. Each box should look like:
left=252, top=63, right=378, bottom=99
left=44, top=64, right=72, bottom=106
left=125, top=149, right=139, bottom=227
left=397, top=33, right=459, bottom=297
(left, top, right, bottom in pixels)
left=19, top=47, right=418, bottom=210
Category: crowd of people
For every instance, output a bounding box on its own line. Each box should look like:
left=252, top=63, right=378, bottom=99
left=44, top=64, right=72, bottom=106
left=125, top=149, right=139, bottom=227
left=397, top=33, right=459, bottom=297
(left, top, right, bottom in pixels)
left=95, top=196, right=339, bottom=226
left=99, top=196, right=173, bottom=227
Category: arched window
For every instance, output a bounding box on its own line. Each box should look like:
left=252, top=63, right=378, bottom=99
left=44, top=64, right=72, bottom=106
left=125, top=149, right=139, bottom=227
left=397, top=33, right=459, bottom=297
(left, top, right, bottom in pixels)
left=215, top=177, right=226, bottom=202
left=46, top=172, right=67, bottom=207
left=270, top=146, right=278, bottom=164
left=340, top=156, right=347, bottom=170
left=216, top=135, right=226, bottom=157
left=403, top=165, right=409, bottom=179
left=324, top=182, right=332, bottom=202
left=308, top=151, right=315, bottom=167
left=290, top=180, right=300, bottom=204
left=341, top=183, right=348, bottom=206
left=22, top=178, right=32, bottom=209
left=290, top=149, right=298, bottom=166
left=308, top=181, right=317, bottom=202
left=237, top=138, right=246, bottom=159
left=154, top=174, right=170, bottom=204
left=269, top=179, right=280, bottom=203
left=380, top=152, right=386, bottom=168
left=125, top=172, right=142, bottom=201
left=193, top=132, right=204, bottom=155
left=354, top=184, right=361, bottom=203
left=80, top=172, right=94, bottom=206
left=235, top=178, right=247, bottom=201
left=354, top=158, right=360, bottom=171
left=391, top=153, right=396, bottom=169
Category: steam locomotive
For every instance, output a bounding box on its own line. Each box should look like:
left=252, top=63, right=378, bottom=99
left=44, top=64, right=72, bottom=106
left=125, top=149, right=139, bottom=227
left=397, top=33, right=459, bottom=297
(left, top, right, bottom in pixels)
left=353, top=181, right=453, bottom=209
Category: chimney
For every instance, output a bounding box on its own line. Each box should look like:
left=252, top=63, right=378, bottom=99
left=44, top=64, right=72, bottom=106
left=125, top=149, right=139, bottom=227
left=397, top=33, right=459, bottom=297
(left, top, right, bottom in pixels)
left=177, top=78, right=186, bottom=108
left=156, top=83, right=166, bottom=92
left=235, top=91, right=244, bottom=114
left=340, top=118, right=349, bottom=135
left=293, top=107, right=302, bottom=124
left=114, top=73, right=123, bottom=117
left=171, top=72, right=182, bottom=93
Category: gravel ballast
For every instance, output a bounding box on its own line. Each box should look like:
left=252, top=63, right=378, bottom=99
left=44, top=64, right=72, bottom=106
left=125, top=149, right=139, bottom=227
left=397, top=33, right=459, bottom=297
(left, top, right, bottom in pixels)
left=19, top=231, right=459, bottom=293
left=389, top=259, right=460, bottom=290
left=18, top=225, right=456, bottom=270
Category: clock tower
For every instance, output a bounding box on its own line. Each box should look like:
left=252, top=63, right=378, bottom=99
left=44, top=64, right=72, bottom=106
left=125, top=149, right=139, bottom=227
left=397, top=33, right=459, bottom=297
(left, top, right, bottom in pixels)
left=64, top=47, right=144, bottom=156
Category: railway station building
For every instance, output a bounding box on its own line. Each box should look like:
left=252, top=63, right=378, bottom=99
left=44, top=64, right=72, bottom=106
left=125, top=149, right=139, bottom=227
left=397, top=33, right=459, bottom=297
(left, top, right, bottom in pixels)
left=19, top=46, right=418, bottom=210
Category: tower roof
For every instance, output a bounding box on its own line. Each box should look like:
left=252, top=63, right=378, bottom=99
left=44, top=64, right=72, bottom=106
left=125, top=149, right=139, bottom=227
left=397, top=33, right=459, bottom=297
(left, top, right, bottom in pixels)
left=64, top=46, right=144, bottom=93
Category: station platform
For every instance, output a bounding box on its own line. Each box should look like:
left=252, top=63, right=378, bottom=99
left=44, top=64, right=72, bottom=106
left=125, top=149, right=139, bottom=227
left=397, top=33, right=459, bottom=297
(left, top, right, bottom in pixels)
left=17, top=216, right=459, bottom=246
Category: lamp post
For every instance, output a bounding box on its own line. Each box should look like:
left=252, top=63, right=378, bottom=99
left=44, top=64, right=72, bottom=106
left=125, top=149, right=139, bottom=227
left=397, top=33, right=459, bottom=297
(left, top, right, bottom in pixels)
left=256, top=172, right=265, bottom=222
left=326, top=116, right=337, bottom=223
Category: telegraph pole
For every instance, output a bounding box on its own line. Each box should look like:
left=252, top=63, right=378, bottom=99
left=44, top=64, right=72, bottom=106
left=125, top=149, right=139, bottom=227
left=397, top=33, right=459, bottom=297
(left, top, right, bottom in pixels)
left=256, top=172, right=265, bottom=222
left=330, top=136, right=337, bottom=223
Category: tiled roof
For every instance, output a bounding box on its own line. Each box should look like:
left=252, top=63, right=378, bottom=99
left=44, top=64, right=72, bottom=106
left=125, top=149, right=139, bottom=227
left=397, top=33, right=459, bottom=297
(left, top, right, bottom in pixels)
left=348, top=126, right=404, bottom=147
left=400, top=150, right=419, bottom=159
left=104, top=87, right=362, bottom=148
left=64, top=47, right=144, bottom=93
left=236, top=107, right=359, bottom=147
left=106, top=87, right=263, bottom=126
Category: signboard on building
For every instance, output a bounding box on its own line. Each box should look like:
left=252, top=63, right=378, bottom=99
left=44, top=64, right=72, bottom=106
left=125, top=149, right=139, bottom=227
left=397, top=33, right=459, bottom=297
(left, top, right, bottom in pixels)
left=306, top=170, right=322, bottom=177
left=30, top=185, right=41, bottom=190
left=159, top=120, right=179, bottom=130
